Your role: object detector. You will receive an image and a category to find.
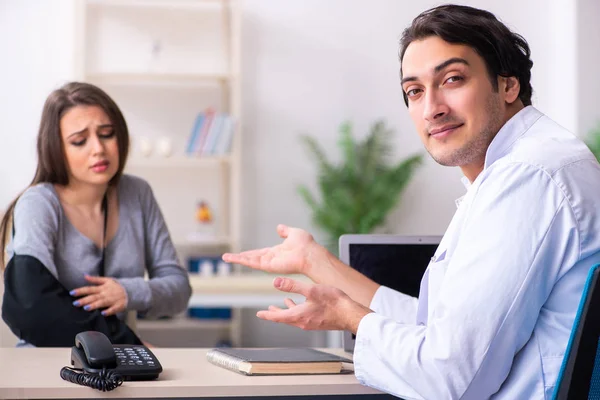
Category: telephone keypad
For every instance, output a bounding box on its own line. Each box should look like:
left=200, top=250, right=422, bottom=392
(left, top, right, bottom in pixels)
left=113, top=346, right=159, bottom=368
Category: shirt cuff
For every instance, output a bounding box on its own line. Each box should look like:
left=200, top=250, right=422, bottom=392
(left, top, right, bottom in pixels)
left=117, top=277, right=152, bottom=312
left=370, top=285, right=418, bottom=324
left=353, top=312, right=392, bottom=393
left=369, top=285, right=389, bottom=310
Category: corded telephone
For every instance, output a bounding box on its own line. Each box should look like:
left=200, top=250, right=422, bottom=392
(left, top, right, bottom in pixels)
left=60, top=331, right=162, bottom=391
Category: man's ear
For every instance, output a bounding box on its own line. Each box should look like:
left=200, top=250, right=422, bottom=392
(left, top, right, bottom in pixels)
left=500, top=76, right=520, bottom=104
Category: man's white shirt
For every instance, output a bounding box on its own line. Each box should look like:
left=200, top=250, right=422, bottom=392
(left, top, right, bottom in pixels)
left=353, top=106, right=600, bottom=399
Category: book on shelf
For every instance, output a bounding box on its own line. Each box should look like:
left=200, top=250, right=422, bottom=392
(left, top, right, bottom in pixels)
left=195, top=107, right=215, bottom=154
left=186, top=108, right=235, bottom=156
left=206, top=347, right=352, bottom=376
left=186, top=113, right=205, bottom=153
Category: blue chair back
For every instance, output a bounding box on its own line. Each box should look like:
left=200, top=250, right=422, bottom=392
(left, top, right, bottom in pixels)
left=553, top=263, right=600, bottom=399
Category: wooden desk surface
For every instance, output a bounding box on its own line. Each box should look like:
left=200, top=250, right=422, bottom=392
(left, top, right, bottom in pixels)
left=0, top=348, right=384, bottom=399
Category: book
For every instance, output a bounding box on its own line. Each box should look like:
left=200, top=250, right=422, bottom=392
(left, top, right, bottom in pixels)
left=185, top=113, right=204, bottom=154
left=206, top=347, right=353, bottom=376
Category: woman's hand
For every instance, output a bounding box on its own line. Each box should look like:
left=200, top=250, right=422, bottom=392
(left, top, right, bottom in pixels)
left=222, top=224, right=327, bottom=276
left=70, top=275, right=128, bottom=316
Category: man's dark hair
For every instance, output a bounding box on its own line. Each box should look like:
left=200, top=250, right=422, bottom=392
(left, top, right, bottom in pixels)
left=399, top=4, right=533, bottom=107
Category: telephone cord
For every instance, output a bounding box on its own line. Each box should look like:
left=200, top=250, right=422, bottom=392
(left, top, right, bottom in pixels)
left=59, top=366, right=123, bottom=392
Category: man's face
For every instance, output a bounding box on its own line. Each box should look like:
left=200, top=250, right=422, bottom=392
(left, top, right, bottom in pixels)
left=401, top=36, right=507, bottom=171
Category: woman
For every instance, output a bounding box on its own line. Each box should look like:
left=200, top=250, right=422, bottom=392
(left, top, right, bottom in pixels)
left=0, top=82, right=192, bottom=347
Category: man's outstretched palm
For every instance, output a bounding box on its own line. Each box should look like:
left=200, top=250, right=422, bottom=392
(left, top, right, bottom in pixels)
left=222, top=224, right=320, bottom=275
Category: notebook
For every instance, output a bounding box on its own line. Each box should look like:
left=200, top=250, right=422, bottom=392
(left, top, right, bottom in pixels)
left=206, top=348, right=353, bottom=375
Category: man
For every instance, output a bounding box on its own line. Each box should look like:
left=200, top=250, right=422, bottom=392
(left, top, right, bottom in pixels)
left=223, top=4, right=600, bottom=399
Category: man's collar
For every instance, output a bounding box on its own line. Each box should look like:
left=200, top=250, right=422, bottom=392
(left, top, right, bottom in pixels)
left=460, top=176, right=471, bottom=190
left=455, top=106, right=543, bottom=207
left=483, top=105, right=543, bottom=170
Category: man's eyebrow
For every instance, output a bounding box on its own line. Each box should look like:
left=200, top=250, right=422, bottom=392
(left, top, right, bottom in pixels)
left=434, top=57, right=469, bottom=73
left=401, top=57, right=470, bottom=86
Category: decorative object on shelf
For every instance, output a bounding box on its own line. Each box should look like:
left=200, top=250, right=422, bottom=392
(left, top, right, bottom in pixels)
left=138, top=136, right=153, bottom=157
left=216, top=261, right=232, bottom=277
left=585, top=122, right=600, bottom=162
left=156, top=137, right=173, bottom=157
left=194, top=200, right=216, bottom=240
left=193, top=200, right=217, bottom=239
left=297, top=120, right=423, bottom=253
left=200, top=259, right=215, bottom=277
left=196, top=200, right=213, bottom=224
left=187, top=255, right=221, bottom=274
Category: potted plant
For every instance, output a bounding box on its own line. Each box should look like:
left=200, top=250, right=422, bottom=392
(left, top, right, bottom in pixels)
left=586, top=123, right=600, bottom=162
left=298, top=120, right=423, bottom=253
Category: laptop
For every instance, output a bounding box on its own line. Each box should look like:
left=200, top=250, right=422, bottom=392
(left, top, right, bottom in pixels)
left=338, top=234, right=441, bottom=353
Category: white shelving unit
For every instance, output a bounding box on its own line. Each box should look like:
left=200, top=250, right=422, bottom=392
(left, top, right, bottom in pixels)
left=127, top=155, right=232, bottom=169
left=75, top=0, right=243, bottom=347
left=136, top=314, right=231, bottom=331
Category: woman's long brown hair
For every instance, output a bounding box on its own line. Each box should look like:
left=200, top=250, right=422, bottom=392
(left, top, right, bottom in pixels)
left=0, top=82, right=130, bottom=268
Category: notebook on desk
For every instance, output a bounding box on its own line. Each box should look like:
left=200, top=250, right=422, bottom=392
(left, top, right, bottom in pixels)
left=206, top=348, right=353, bottom=375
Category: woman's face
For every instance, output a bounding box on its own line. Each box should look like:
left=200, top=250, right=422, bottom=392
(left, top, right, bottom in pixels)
left=59, top=105, right=120, bottom=187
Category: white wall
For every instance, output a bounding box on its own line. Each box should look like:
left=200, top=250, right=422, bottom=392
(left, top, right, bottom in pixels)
left=0, top=0, right=76, bottom=207
left=577, top=0, right=600, bottom=137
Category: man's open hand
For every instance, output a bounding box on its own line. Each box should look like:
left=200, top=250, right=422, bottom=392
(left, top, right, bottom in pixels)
left=257, top=277, right=372, bottom=334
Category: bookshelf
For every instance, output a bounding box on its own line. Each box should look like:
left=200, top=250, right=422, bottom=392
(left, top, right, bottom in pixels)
left=136, top=314, right=231, bottom=331
left=75, top=0, right=242, bottom=347
left=127, top=155, right=232, bottom=169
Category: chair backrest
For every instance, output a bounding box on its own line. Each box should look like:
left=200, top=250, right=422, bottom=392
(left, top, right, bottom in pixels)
left=553, top=263, right=600, bottom=399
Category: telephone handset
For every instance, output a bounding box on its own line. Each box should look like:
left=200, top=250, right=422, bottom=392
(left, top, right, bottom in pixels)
left=73, top=331, right=117, bottom=370
left=60, top=331, right=162, bottom=392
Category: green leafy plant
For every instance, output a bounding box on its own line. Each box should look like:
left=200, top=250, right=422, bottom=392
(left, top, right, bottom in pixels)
left=586, top=123, right=600, bottom=162
left=298, top=120, right=423, bottom=252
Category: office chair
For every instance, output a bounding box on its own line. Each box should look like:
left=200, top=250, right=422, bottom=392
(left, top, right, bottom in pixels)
left=553, top=263, right=600, bottom=399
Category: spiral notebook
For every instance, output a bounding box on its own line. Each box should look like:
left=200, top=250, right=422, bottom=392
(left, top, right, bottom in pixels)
left=206, top=347, right=353, bottom=375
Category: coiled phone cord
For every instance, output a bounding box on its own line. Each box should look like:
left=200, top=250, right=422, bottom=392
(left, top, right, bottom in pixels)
left=60, top=366, right=123, bottom=392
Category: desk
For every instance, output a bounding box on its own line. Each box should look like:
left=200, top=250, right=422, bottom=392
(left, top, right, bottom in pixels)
left=0, top=348, right=394, bottom=399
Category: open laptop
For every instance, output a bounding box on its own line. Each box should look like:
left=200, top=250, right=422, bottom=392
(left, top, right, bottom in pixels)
left=338, top=234, right=441, bottom=353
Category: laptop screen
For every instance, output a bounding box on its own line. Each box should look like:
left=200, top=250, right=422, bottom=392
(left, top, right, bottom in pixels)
left=349, top=243, right=437, bottom=297
left=339, top=235, right=440, bottom=352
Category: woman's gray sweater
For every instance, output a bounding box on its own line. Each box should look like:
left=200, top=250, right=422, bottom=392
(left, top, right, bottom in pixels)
left=7, top=174, right=192, bottom=319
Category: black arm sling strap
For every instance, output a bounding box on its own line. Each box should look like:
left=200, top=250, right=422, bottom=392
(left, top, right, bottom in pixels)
left=100, top=193, right=108, bottom=277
